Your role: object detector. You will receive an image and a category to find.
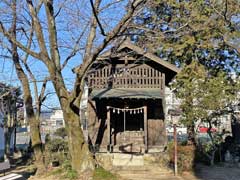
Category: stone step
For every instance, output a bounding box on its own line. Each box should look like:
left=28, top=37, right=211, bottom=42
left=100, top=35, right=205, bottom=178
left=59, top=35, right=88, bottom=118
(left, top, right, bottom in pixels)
left=119, top=173, right=174, bottom=178
left=113, top=158, right=144, bottom=166
left=114, top=165, right=173, bottom=172
left=113, top=153, right=143, bottom=159
left=115, top=166, right=174, bottom=180
left=114, top=164, right=174, bottom=180
left=117, top=170, right=173, bottom=175
left=122, top=177, right=182, bottom=180
left=113, top=154, right=144, bottom=166
left=116, top=168, right=172, bottom=174
left=119, top=173, right=177, bottom=180
left=114, top=166, right=151, bottom=171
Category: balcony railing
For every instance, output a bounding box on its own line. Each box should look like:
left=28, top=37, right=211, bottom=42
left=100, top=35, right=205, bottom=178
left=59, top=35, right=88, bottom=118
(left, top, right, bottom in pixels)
left=88, top=64, right=165, bottom=90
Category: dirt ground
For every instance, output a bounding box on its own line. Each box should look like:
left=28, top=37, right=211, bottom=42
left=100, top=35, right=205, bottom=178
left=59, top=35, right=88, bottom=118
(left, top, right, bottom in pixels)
left=28, top=164, right=240, bottom=180
left=2, top=163, right=240, bottom=180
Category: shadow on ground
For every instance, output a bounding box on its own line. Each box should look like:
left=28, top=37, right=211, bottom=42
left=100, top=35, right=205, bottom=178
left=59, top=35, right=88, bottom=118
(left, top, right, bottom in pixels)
left=0, top=154, right=36, bottom=180
left=188, top=163, right=240, bottom=180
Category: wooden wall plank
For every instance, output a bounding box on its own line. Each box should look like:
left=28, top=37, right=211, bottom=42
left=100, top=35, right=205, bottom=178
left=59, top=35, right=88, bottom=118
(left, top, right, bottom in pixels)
left=88, top=64, right=165, bottom=89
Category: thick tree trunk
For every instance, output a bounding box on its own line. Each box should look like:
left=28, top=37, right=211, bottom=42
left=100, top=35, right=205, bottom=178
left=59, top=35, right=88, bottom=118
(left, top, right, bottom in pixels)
left=49, top=67, right=94, bottom=173
left=62, top=106, right=94, bottom=173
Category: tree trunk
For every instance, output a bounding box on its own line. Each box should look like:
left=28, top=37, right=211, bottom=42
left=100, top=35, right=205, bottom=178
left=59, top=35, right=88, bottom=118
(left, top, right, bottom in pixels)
left=187, top=124, right=196, bottom=145
left=62, top=106, right=94, bottom=173
left=9, top=0, right=45, bottom=173
left=28, top=115, right=45, bottom=174
left=210, top=150, right=216, bottom=166
left=12, top=49, right=45, bottom=174
left=49, top=66, right=94, bottom=173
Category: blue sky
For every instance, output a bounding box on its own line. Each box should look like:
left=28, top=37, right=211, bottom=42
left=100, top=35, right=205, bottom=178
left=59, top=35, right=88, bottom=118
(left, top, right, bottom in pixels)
left=1, top=0, right=239, bottom=110
left=0, top=0, right=128, bottom=109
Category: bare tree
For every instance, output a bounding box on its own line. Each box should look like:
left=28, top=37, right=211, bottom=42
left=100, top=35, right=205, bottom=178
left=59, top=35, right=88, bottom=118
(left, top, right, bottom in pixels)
left=0, top=0, right=51, bottom=173
left=0, top=0, right=146, bottom=173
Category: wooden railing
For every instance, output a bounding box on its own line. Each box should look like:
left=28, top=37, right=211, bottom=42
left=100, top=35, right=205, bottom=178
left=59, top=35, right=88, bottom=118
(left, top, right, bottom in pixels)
left=88, top=64, right=165, bottom=90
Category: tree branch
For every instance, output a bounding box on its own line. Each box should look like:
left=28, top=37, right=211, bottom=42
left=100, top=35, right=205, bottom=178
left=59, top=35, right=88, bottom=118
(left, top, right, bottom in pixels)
left=90, top=0, right=106, bottom=36
left=38, top=77, right=50, bottom=106
left=99, top=0, right=125, bottom=12
left=61, top=22, right=90, bottom=70
left=84, top=0, right=102, bottom=60
left=71, top=0, right=146, bottom=106
left=43, top=0, right=61, bottom=69
left=26, top=0, right=50, bottom=62
left=223, top=36, right=240, bottom=56
left=0, top=22, right=42, bottom=60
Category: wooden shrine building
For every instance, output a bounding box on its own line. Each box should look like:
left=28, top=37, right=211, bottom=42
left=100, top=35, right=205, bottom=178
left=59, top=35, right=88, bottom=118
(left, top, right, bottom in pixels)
left=86, top=40, right=180, bottom=154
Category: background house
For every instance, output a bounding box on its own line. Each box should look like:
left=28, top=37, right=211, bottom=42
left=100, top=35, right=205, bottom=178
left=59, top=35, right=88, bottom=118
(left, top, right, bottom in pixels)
left=40, top=109, right=65, bottom=141
left=0, top=83, right=22, bottom=158
left=165, top=87, right=181, bottom=126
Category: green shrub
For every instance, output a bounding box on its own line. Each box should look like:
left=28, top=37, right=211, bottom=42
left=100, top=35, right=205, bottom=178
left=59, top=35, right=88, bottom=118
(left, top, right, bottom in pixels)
left=168, top=142, right=195, bottom=173
left=54, top=127, right=68, bottom=139
left=44, top=135, right=69, bottom=167
left=195, top=133, right=225, bottom=165
left=48, top=138, right=68, bottom=152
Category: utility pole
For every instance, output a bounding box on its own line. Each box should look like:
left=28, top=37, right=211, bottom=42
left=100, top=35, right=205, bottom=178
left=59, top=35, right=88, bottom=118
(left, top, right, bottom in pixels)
left=173, top=123, right=178, bottom=176
left=169, top=109, right=179, bottom=176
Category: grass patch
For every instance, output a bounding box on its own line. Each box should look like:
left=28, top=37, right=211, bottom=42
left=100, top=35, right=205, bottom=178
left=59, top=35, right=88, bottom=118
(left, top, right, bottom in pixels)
left=93, top=167, right=117, bottom=180
left=44, top=167, right=78, bottom=180
left=63, top=169, right=78, bottom=180
left=48, top=168, right=63, bottom=176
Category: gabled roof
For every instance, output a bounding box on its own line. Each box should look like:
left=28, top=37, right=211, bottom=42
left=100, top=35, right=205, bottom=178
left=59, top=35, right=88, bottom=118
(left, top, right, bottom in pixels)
left=97, top=40, right=180, bottom=74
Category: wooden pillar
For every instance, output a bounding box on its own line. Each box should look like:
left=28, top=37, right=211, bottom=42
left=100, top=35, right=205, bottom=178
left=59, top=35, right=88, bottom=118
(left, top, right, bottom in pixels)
left=161, top=73, right=168, bottom=146
left=107, top=106, right=111, bottom=152
left=144, top=106, right=148, bottom=153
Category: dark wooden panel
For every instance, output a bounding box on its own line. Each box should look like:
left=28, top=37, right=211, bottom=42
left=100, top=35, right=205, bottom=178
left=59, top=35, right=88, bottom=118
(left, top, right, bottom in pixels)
left=148, top=119, right=166, bottom=146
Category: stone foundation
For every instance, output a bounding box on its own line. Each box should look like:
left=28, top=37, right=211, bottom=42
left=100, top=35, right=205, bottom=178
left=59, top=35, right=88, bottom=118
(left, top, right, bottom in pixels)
left=95, top=152, right=170, bottom=170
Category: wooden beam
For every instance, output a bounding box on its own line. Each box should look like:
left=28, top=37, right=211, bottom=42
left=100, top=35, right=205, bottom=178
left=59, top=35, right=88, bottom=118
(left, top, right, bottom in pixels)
left=144, top=106, right=148, bottom=153
left=107, top=106, right=111, bottom=152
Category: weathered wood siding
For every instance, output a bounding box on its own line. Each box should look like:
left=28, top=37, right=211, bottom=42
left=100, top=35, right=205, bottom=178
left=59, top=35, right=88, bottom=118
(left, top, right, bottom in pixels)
left=87, top=98, right=167, bottom=152
left=148, top=119, right=166, bottom=146
left=88, top=64, right=165, bottom=91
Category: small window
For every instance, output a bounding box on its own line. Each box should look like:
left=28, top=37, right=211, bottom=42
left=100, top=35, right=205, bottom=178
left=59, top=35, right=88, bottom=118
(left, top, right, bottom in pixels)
left=56, top=119, right=63, bottom=126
